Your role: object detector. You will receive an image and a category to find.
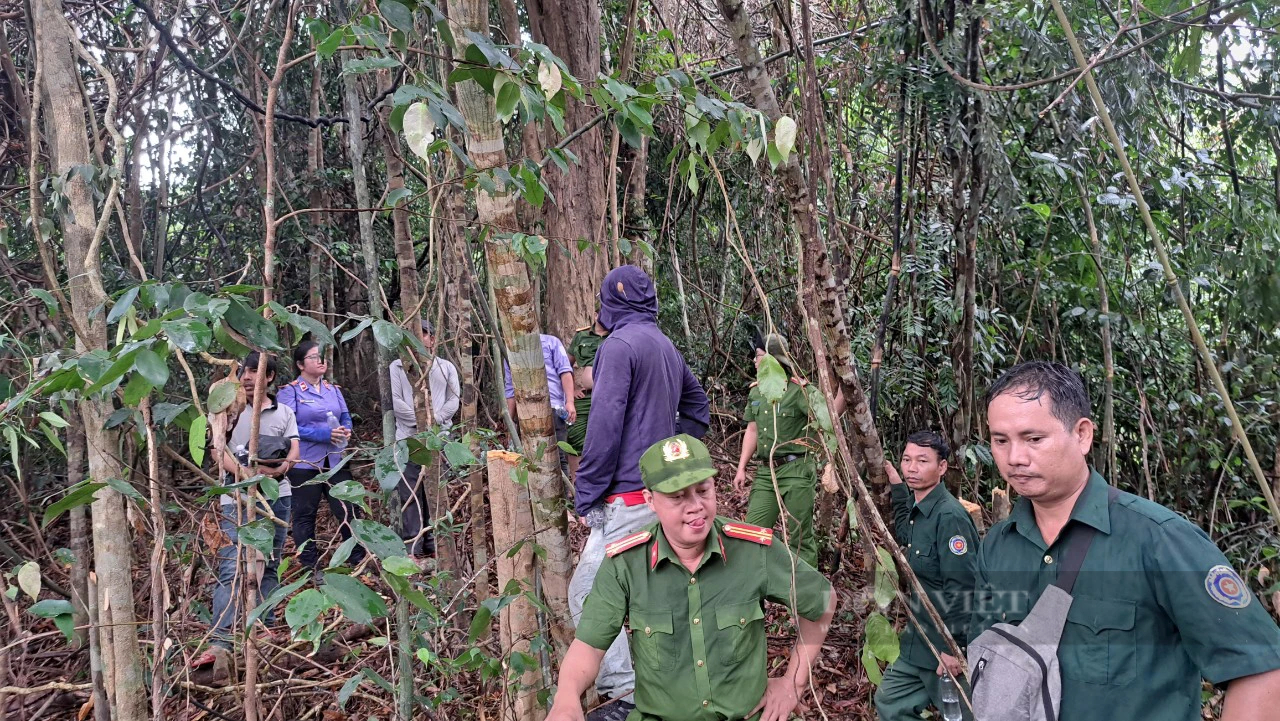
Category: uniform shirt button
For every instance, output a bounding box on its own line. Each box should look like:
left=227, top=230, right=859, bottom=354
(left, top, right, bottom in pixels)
left=697, top=660, right=704, bottom=667
left=693, top=618, right=700, bottom=625
left=1001, top=613, right=1007, bottom=620
left=740, top=618, right=747, bottom=624
left=1044, top=555, right=1054, bottom=564
left=690, top=578, right=697, bottom=585
left=915, top=550, right=920, bottom=555
left=644, top=627, right=651, bottom=635
left=702, top=701, right=709, bottom=707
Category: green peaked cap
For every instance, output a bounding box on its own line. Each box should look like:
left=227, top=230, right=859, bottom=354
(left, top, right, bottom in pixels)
left=639, top=434, right=717, bottom=493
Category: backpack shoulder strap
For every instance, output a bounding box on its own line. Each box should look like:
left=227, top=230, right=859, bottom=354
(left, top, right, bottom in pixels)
left=1054, top=486, right=1120, bottom=594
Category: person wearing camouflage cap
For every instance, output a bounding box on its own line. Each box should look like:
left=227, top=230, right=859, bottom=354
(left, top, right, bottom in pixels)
left=733, top=333, right=844, bottom=567
left=547, top=434, right=836, bottom=721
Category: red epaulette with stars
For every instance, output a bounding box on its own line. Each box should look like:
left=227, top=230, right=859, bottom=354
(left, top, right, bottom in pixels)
left=722, top=522, right=773, bottom=546
left=605, top=531, right=652, bottom=557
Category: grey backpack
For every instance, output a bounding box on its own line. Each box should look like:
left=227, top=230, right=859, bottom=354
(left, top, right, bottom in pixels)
left=965, top=488, right=1116, bottom=721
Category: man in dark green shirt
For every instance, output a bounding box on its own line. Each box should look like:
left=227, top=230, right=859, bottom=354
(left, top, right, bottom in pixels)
left=566, top=317, right=607, bottom=477
left=875, top=431, right=978, bottom=721
left=971, top=361, right=1280, bottom=721
left=549, top=434, right=836, bottom=721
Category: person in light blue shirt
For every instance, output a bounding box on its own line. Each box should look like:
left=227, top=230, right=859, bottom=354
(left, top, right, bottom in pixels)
left=503, top=333, right=576, bottom=476
left=276, top=340, right=366, bottom=572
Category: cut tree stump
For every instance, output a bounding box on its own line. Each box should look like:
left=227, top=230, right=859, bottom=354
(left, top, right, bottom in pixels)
left=487, top=450, right=544, bottom=721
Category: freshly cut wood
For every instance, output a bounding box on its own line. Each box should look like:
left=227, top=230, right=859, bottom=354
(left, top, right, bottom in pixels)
left=991, top=487, right=1011, bottom=524
left=958, top=497, right=985, bottom=533
left=487, top=450, right=543, bottom=721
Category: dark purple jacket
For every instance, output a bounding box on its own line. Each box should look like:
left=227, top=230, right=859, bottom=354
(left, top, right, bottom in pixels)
left=574, top=266, right=711, bottom=514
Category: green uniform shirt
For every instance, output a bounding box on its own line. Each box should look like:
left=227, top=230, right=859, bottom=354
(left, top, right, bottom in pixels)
left=570, top=329, right=605, bottom=369
left=743, top=381, right=812, bottom=459
left=971, top=471, right=1280, bottom=721
left=576, top=517, right=833, bottom=721
left=890, top=482, right=979, bottom=668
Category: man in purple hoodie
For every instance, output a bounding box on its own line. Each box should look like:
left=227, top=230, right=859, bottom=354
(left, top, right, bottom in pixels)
left=569, top=265, right=710, bottom=720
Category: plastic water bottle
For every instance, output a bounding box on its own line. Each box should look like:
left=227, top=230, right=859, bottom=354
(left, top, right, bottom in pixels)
left=326, top=411, right=347, bottom=449
left=939, top=673, right=962, bottom=721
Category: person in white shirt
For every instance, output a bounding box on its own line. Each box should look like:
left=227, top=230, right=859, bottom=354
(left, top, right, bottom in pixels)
left=388, top=320, right=461, bottom=559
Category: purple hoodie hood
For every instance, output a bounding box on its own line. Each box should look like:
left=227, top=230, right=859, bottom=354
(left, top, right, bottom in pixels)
left=597, top=265, right=658, bottom=331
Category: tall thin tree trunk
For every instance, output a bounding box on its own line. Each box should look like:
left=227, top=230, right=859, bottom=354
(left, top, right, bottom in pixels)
left=451, top=0, right=574, bottom=656
left=33, top=1, right=147, bottom=715
left=67, top=426, right=90, bottom=649
left=341, top=57, right=396, bottom=441
left=307, top=50, right=327, bottom=317
left=527, top=0, right=610, bottom=341
left=1077, top=179, right=1115, bottom=479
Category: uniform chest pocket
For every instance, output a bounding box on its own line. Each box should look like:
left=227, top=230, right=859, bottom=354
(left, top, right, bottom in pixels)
left=1061, top=596, right=1137, bottom=685
left=716, top=600, right=764, bottom=663
left=908, top=541, right=939, bottom=577
left=630, top=611, right=676, bottom=672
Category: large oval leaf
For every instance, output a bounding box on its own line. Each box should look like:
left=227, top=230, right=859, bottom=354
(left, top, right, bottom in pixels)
left=403, top=102, right=436, bottom=161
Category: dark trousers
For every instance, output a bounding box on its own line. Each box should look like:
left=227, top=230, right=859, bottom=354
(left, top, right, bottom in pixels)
left=288, top=466, right=366, bottom=569
left=397, top=462, right=436, bottom=557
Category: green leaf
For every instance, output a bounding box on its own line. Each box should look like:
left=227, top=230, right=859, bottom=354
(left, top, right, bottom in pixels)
left=183, top=292, right=230, bottom=321
left=340, top=317, right=374, bottom=343
left=343, top=56, right=400, bottom=74
left=318, top=27, right=346, bottom=59
left=338, top=674, right=363, bottom=709
left=873, top=546, right=898, bottom=610
left=1023, top=202, right=1052, bottom=221
left=374, top=441, right=409, bottom=491
left=39, top=412, right=69, bottom=429
left=107, top=286, right=140, bottom=324
left=238, top=518, right=277, bottom=558
left=861, top=645, right=883, bottom=686
left=133, top=349, right=169, bottom=388
left=756, top=354, right=787, bottom=403
left=208, top=380, right=241, bottom=414
left=214, top=322, right=251, bottom=357
left=42, top=482, right=106, bottom=528
left=106, top=476, right=146, bottom=504
left=247, top=576, right=310, bottom=629
left=352, top=519, right=406, bottom=559
left=495, top=78, right=521, bottom=123
left=329, top=480, right=370, bottom=508
left=189, top=415, right=207, bottom=467
left=83, top=349, right=138, bottom=396
left=323, top=573, right=388, bottom=624
left=382, top=556, right=419, bottom=576
left=379, top=0, right=414, bottom=33
left=163, top=318, right=213, bottom=353
left=372, top=320, right=405, bottom=350
left=30, top=599, right=74, bottom=618
left=468, top=602, right=493, bottom=642
left=223, top=297, right=283, bottom=351
left=864, top=611, right=900, bottom=664
left=385, top=187, right=413, bottom=208
left=121, top=374, right=153, bottom=406
left=31, top=288, right=57, bottom=313
left=285, top=588, right=334, bottom=628
left=443, top=441, right=478, bottom=467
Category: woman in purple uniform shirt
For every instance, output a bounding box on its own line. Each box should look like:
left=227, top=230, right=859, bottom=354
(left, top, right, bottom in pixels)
left=276, top=341, right=366, bottom=572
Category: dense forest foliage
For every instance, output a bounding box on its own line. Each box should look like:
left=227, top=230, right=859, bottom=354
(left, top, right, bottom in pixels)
left=0, top=0, right=1277, bottom=717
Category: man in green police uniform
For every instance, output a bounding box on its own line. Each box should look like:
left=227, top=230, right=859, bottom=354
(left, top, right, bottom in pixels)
left=733, top=334, right=843, bottom=567
left=874, top=431, right=977, bottom=721
left=548, top=434, right=837, bottom=721
left=973, top=361, right=1280, bottom=721
left=566, top=317, right=608, bottom=478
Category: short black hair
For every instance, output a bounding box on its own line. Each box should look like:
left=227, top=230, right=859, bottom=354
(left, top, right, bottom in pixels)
left=905, top=430, right=950, bottom=462
left=984, top=361, right=1091, bottom=429
left=293, top=340, right=322, bottom=371
left=241, top=351, right=278, bottom=379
